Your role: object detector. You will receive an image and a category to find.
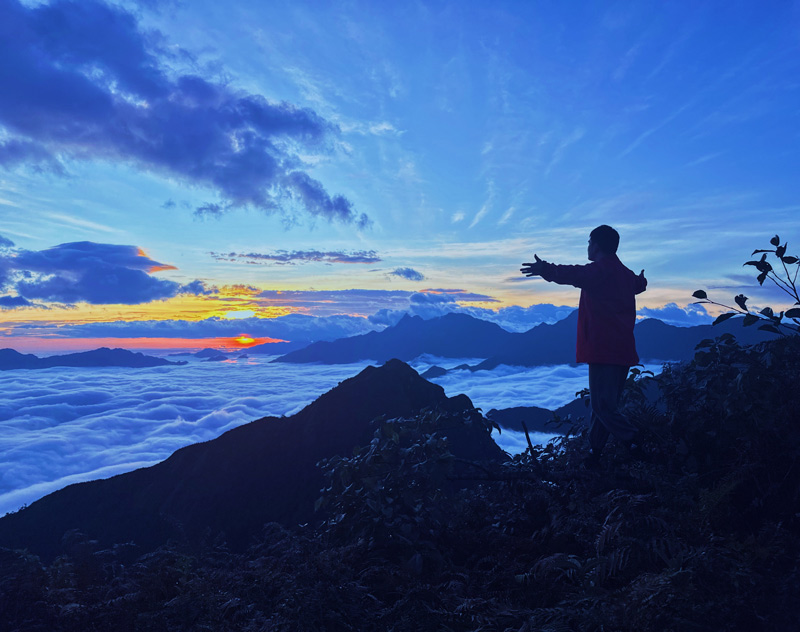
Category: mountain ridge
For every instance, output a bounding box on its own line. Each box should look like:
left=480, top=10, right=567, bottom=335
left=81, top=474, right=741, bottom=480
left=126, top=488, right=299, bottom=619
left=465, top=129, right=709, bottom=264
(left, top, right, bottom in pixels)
left=0, top=358, right=504, bottom=560
left=0, top=347, right=186, bottom=370
left=274, top=310, right=779, bottom=367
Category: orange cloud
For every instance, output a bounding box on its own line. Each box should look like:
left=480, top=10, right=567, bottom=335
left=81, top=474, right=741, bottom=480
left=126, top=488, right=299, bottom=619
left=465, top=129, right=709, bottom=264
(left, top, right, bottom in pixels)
left=137, top=247, right=178, bottom=273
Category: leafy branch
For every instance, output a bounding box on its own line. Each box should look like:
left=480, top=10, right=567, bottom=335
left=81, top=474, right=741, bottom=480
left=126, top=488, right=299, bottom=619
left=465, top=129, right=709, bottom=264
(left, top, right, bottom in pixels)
left=692, top=234, right=800, bottom=334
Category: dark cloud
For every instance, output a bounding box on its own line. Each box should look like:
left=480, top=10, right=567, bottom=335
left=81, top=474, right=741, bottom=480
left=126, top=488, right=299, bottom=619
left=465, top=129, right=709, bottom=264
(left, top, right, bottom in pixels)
left=210, top=249, right=381, bottom=265
left=0, top=0, right=366, bottom=227
left=255, top=288, right=412, bottom=317
left=638, top=302, right=712, bottom=327
left=0, top=239, right=212, bottom=306
left=0, top=138, right=66, bottom=173
left=177, top=280, right=218, bottom=295
left=0, top=295, right=33, bottom=308
left=409, top=291, right=455, bottom=305
left=283, top=171, right=370, bottom=229
left=389, top=267, right=425, bottom=281
left=0, top=234, right=14, bottom=248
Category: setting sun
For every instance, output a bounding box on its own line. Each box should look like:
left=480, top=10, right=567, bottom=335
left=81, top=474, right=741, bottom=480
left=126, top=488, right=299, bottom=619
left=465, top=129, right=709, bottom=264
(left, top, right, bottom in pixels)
left=234, top=335, right=256, bottom=346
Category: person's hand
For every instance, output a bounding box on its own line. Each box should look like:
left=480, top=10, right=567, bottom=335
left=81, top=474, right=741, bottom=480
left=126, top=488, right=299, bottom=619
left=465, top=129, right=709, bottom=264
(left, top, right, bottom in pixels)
left=520, top=254, right=546, bottom=277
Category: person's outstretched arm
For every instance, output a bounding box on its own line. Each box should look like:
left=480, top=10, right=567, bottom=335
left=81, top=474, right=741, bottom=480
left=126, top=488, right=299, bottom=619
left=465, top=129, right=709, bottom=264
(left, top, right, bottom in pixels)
left=520, top=255, right=547, bottom=277
left=521, top=255, right=597, bottom=289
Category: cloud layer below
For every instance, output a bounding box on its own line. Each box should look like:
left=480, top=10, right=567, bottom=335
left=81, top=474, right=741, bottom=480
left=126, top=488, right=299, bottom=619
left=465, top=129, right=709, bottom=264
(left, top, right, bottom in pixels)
left=0, top=356, right=666, bottom=515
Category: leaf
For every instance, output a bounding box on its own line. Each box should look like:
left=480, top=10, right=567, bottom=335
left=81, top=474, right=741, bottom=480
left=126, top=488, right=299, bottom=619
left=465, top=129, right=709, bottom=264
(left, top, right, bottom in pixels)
left=742, top=314, right=759, bottom=327
left=759, top=306, right=774, bottom=318
left=782, top=256, right=799, bottom=265
left=734, top=294, right=748, bottom=310
left=712, top=313, right=736, bottom=326
left=770, top=235, right=780, bottom=246
left=758, top=324, right=781, bottom=334
left=745, top=259, right=773, bottom=273
left=757, top=270, right=768, bottom=285
left=692, top=289, right=708, bottom=300
left=751, top=249, right=772, bottom=254
left=785, top=308, right=800, bottom=319
left=776, top=244, right=787, bottom=259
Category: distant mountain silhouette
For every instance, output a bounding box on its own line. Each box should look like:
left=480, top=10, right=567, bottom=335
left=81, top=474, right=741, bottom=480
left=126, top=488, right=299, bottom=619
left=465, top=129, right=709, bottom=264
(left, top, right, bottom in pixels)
left=246, top=340, right=310, bottom=355
left=0, top=359, right=504, bottom=560
left=194, top=348, right=227, bottom=358
left=469, top=313, right=778, bottom=370
left=273, top=311, right=778, bottom=368
left=274, top=313, right=514, bottom=364
left=0, top=347, right=186, bottom=371
left=487, top=398, right=589, bottom=433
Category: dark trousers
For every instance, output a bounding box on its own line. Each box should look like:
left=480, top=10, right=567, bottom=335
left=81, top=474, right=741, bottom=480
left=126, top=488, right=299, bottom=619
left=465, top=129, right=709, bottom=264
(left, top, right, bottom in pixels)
left=588, top=363, right=638, bottom=455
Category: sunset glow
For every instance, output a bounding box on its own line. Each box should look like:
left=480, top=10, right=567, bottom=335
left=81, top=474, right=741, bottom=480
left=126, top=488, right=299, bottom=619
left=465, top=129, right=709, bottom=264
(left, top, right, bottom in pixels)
left=0, top=336, right=287, bottom=355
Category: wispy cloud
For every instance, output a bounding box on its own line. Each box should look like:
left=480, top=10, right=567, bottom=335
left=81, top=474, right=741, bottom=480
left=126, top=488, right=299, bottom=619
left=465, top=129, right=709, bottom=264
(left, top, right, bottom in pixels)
left=618, top=101, right=693, bottom=158
left=469, top=204, right=490, bottom=229
left=42, top=213, right=119, bottom=235
left=210, top=249, right=381, bottom=265
left=498, top=206, right=516, bottom=225
left=545, top=127, right=585, bottom=176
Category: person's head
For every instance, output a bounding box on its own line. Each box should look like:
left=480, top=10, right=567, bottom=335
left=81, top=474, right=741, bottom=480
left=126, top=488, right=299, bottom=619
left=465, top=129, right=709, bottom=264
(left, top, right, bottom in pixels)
left=588, top=225, right=619, bottom=261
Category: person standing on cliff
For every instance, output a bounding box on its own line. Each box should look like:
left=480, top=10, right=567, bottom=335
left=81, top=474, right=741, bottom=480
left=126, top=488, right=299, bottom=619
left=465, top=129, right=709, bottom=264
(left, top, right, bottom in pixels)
left=520, top=225, right=647, bottom=468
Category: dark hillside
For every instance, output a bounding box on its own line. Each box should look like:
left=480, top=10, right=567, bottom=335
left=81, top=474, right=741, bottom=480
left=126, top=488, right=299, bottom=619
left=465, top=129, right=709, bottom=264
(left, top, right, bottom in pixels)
left=0, top=359, right=503, bottom=560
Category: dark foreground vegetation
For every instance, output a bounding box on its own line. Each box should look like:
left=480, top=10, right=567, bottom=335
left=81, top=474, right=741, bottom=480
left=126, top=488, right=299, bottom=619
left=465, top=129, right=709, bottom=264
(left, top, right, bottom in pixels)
left=2, top=331, right=799, bottom=631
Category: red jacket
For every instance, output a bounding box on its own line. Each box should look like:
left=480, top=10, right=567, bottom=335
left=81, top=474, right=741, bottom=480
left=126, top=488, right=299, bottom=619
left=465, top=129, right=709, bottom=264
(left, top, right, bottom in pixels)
left=540, top=255, right=646, bottom=366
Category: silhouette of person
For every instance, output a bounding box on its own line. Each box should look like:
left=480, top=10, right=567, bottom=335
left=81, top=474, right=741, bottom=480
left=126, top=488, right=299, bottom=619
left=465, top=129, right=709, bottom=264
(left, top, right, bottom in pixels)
left=520, top=225, right=647, bottom=468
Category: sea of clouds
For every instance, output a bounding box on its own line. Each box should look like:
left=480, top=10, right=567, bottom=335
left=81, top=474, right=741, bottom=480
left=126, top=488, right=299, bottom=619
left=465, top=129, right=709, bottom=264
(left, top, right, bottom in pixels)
left=0, top=357, right=663, bottom=516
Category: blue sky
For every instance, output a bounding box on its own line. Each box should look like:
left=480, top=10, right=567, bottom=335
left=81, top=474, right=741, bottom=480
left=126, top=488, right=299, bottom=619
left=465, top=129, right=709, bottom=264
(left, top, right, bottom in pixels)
left=1, top=0, right=799, bottom=351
